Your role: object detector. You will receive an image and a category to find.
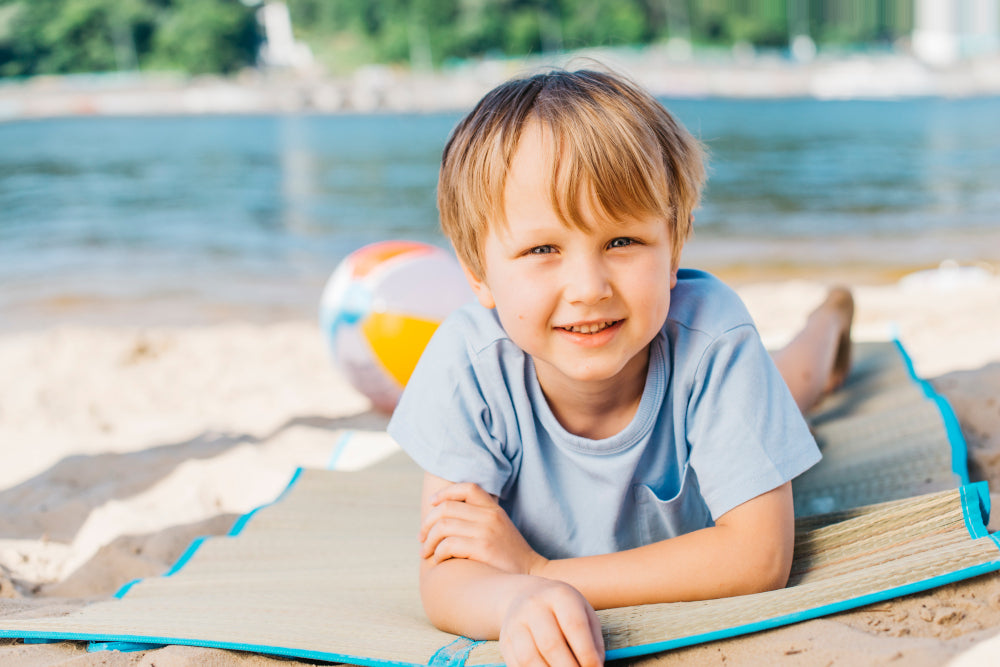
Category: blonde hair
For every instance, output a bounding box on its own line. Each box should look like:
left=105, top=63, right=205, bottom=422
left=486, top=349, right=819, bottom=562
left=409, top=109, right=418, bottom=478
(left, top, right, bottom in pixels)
left=438, top=67, right=707, bottom=280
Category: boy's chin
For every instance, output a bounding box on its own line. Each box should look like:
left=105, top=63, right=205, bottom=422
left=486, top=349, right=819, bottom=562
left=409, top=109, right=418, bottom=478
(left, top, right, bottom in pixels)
left=544, top=358, right=645, bottom=386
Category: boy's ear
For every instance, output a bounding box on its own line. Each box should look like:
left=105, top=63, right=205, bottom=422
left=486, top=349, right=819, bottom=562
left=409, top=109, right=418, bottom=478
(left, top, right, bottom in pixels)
left=670, top=266, right=679, bottom=290
left=459, top=260, right=496, bottom=309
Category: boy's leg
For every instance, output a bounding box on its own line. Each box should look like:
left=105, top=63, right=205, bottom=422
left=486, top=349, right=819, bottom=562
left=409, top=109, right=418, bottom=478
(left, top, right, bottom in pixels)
left=771, top=287, right=854, bottom=413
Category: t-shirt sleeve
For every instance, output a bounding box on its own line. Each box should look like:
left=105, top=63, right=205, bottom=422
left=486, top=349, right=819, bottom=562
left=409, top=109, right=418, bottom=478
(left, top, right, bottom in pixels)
left=685, top=324, right=821, bottom=520
left=387, top=313, right=517, bottom=497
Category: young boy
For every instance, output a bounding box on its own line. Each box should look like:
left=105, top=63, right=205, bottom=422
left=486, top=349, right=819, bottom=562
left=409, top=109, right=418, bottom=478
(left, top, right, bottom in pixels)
left=387, top=67, right=851, bottom=667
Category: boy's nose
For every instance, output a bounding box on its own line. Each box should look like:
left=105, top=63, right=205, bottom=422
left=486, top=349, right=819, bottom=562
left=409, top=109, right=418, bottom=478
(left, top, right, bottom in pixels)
left=564, top=256, right=613, bottom=305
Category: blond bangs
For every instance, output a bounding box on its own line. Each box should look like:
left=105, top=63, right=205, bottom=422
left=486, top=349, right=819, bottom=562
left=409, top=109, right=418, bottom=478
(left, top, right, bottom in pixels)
left=545, top=103, right=672, bottom=235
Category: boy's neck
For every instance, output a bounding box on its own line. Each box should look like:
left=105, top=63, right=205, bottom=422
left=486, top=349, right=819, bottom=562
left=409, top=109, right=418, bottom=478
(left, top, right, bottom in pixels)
left=534, top=348, right=650, bottom=440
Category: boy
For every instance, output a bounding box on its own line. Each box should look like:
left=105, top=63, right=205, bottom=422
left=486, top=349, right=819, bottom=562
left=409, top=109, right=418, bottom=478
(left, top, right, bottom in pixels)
left=387, top=67, right=851, bottom=666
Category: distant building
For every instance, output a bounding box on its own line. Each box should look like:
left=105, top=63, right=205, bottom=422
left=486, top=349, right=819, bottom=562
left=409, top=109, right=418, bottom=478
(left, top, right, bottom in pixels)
left=913, top=0, right=1000, bottom=65
left=257, top=1, right=314, bottom=70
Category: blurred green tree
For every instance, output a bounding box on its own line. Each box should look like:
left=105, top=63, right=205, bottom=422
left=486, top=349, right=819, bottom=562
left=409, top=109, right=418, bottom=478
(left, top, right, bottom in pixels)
left=0, top=0, right=145, bottom=76
left=147, top=0, right=259, bottom=74
left=560, top=0, right=647, bottom=50
left=0, top=0, right=257, bottom=77
left=0, top=0, right=919, bottom=78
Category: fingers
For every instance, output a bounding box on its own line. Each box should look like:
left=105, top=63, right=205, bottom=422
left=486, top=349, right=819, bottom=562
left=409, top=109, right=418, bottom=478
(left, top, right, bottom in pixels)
left=420, top=496, right=500, bottom=553
left=505, top=612, right=579, bottom=667
left=422, top=533, right=479, bottom=565
left=419, top=482, right=544, bottom=575
left=500, top=582, right=605, bottom=667
left=419, top=508, right=509, bottom=565
left=420, top=502, right=501, bottom=563
left=554, top=598, right=604, bottom=667
left=428, top=481, right=496, bottom=508
left=419, top=481, right=499, bottom=545
left=583, top=604, right=606, bottom=666
left=420, top=496, right=482, bottom=541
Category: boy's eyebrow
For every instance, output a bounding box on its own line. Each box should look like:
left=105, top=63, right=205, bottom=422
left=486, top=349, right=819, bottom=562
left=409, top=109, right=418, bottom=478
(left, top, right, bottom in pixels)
left=494, top=223, right=552, bottom=243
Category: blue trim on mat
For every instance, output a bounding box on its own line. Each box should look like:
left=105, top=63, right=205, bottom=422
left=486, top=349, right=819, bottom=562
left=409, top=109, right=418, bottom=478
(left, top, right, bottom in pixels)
left=428, top=637, right=485, bottom=667
left=3, top=629, right=425, bottom=667
left=107, top=468, right=309, bottom=600
left=605, top=553, right=1000, bottom=662
left=229, top=467, right=305, bottom=537
left=961, top=482, right=992, bottom=540
left=8, top=545, right=1000, bottom=667
left=113, top=538, right=207, bottom=598
left=328, top=430, right=355, bottom=470
left=893, top=339, right=971, bottom=484
left=88, top=641, right=165, bottom=653
left=113, top=578, right=142, bottom=599
left=164, top=537, right=209, bottom=576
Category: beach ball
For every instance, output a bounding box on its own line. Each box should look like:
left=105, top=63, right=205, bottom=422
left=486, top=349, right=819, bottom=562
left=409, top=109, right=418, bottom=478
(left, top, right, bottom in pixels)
left=320, top=240, right=472, bottom=413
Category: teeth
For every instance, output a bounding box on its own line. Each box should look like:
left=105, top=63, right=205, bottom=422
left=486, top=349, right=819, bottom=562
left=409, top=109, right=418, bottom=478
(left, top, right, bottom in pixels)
left=565, top=321, right=616, bottom=334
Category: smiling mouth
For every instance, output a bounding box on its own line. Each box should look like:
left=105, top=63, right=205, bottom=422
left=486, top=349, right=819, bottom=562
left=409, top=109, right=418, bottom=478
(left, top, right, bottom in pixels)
left=558, top=320, right=621, bottom=334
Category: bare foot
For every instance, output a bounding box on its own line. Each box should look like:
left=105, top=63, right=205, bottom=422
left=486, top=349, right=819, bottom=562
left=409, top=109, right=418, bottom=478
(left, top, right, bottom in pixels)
left=818, top=287, right=854, bottom=395
left=771, top=286, right=856, bottom=413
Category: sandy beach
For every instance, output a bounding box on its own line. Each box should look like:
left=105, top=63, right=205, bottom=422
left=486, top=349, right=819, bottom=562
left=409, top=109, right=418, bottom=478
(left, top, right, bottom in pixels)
left=1, top=267, right=999, bottom=665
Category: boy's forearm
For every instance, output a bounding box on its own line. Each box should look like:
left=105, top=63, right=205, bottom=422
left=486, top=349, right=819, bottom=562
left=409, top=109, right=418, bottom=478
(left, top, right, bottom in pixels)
left=536, top=522, right=791, bottom=609
left=537, top=483, right=795, bottom=610
left=420, top=557, right=536, bottom=639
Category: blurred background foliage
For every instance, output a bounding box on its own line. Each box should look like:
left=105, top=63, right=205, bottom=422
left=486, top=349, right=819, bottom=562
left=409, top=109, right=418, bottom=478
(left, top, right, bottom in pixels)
left=0, top=0, right=915, bottom=78
left=0, top=0, right=259, bottom=77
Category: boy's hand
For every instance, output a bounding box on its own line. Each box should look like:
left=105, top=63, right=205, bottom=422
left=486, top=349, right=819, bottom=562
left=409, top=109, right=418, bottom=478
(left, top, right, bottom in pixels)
left=500, top=578, right=605, bottom=667
left=420, top=482, right=548, bottom=576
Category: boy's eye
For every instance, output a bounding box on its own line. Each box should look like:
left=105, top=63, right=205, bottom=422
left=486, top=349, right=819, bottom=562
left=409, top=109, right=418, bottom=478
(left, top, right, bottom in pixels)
left=608, top=237, right=635, bottom=248
left=528, top=245, right=556, bottom=255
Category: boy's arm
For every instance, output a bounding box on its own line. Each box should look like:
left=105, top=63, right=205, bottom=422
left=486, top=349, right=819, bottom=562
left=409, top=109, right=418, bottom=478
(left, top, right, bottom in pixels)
left=539, top=482, right=794, bottom=608
left=418, top=473, right=604, bottom=666
left=423, top=479, right=795, bottom=610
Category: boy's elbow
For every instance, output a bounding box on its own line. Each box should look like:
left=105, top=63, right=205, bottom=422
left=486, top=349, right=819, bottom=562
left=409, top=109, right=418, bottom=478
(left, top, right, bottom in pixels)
left=419, top=563, right=467, bottom=635
left=718, top=484, right=796, bottom=596
left=418, top=582, right=448, bottom=631
left=756, top=558, right=792, bottom=593
left=744, top=541, right=793, bottom=594
left=421, top=599, right=463, bottom=636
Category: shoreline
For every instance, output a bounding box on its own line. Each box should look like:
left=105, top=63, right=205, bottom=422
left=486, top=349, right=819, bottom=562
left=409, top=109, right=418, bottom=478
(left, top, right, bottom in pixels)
left=3, top=49, right=1000, bottom=122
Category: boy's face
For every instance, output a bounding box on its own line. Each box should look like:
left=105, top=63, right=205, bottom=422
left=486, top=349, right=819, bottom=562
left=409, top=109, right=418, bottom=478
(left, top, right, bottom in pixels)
left=462, top=122, right=678, bottom=403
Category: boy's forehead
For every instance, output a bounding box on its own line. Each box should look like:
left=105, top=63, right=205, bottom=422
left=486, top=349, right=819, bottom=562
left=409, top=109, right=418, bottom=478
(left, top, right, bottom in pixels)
left=499, top=121, right=559, bottom=222
left=507, top=120, right=553, bottom=178
left=505, top=128, right=550, bottom=191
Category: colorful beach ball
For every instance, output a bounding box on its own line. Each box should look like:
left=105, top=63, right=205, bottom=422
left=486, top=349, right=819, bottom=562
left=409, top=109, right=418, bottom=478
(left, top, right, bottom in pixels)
left=320, top=240, right=472, bottom=413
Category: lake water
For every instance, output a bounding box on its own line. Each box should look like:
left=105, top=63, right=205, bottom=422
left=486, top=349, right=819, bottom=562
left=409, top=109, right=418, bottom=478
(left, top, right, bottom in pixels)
left=2, top=96, right=999, bottom=329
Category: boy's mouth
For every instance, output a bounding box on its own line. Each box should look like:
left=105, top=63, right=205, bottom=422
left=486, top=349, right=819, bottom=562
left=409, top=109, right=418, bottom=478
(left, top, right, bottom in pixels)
left=558, top=320, right=621, bottom=334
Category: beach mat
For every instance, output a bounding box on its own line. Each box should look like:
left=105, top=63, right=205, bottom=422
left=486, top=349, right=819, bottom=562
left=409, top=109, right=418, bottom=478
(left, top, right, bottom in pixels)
left=793, top=340, right=969, bottom=515
left=1, top=340, right=997, bottom=664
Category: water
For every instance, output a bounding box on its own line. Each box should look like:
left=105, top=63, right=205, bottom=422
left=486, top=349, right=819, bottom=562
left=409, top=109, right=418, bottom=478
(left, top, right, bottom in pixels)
left=2, top=97, right=999, bottom=329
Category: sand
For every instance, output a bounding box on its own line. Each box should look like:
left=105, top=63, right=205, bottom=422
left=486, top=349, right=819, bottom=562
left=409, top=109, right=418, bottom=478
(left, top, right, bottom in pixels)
left=1, top=268, right=999, bottom=666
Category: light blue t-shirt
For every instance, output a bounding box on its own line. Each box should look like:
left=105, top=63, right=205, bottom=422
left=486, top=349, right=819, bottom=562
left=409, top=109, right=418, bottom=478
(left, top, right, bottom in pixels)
left=388, top=269, right=820, bottom=560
